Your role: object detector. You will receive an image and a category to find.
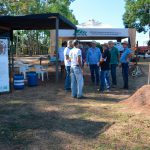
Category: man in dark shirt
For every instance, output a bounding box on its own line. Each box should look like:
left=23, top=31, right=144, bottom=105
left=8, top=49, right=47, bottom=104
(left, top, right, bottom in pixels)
left=108, top=41, right=119, bottom=88
left=99, top=44, right=111, bottom=92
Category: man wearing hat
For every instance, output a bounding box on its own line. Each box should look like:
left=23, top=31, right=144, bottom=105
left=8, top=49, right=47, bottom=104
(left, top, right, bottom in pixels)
left=86, top=41, right=101, bottom=86
left=120, top=41, right=132, bottom=89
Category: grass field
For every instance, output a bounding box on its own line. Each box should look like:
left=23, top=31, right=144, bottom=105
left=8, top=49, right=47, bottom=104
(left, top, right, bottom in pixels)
left=0, top=59, right=150, bottom=150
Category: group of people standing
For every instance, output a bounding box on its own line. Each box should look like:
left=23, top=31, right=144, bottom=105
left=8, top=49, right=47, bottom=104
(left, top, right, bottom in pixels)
left=58, top=39, right=132, bottom=99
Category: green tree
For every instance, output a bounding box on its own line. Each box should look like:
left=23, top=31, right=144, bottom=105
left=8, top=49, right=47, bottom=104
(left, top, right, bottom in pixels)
left=0, top=0, right=78, bottom=55
left=123, top=0, right=150, bottom=33
left=0, top=0, right=78, bottom=24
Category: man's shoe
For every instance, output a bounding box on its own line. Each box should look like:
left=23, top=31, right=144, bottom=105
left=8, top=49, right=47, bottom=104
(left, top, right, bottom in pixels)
left=72, top=96, right=77, bottom=98
left=77, top=96, right=86, bottom=99
left=111, top=85, right=117, bottom=88
left=120, top=87, right=128, bottom=90
left=97, top=88, right=100, bottom=91
left=106, top=89, right=110, bottom=92
left=65, top=90, right=71, bottom=92
left=65, top=88, right=71, bottom=92
left=97, top=88, right=103, bottom=92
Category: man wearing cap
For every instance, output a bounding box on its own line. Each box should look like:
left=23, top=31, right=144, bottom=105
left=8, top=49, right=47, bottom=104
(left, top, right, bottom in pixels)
left=86, top=41, right=101, bottom=86
left=64, top=40, right=73, bottom=91
left=69, top=40, right=84, bottom=99
left=120, top=41, right=132, bottom=89
left=108, top=41, right=120, bottom=88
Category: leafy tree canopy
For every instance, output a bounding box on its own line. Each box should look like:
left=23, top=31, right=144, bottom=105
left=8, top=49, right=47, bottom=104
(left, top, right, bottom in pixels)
left=0, top=0, right=78, bottom=24
left=123, top=0, right=150, bottom=33
left=0, top=0, right=78, bottom=55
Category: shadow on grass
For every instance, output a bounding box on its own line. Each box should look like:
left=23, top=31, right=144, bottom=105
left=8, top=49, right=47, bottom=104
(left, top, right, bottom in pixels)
left=0, top=103, right=113, bottom=149
left=85, top=95, right=127, bottom=103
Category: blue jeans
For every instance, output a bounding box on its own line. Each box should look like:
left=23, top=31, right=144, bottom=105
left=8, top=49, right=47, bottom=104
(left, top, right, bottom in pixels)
left=110, top=64, right=117, bottom=85
left=100, top=70, right=110, bottom=91
left=71, top=66, right=84, bottom=98
left=122, top=63, right=129, bottom=89
left=65, top=66, right=71, bottom=90
left=89, top=64, right=99, bottom=85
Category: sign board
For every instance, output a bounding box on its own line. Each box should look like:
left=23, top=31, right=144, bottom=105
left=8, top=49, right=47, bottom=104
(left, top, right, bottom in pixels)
left=59, top=28, right=129, bottom=38
left=0, top=38, right=10, bottom=93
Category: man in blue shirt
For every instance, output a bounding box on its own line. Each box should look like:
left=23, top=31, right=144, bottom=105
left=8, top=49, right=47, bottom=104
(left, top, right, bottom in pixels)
left=120, top=41, right=132, bottom=89
left=86, top=41, right=101, bottom=85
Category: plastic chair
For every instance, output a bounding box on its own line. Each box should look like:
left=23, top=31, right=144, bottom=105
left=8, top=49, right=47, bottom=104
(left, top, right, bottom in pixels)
left=19, top=65, right=29, bottom=79
left=34, top=65, right=49, bottom=81
left=14, top=60, right=24, bottom=67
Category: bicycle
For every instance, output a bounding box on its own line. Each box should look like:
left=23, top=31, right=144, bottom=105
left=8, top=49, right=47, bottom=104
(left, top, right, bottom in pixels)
left=129, top=63, right=143, bottom=77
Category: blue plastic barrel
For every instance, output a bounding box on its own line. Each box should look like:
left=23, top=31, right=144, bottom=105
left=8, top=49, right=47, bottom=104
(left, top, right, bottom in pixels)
left=27, top=72, right=38, bottom=86
left=14, top=74, right=25, bottom=90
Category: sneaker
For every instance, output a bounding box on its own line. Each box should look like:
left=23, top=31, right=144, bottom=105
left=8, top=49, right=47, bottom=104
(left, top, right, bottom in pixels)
left=106, top=89, right=110, bottom=92
left=97, top=88, right=100, bottom=91
left=97, top=88, right=103, bottom=92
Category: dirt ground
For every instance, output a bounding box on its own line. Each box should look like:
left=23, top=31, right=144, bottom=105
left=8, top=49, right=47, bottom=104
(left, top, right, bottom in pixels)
left=121, top=84, right=150, bottom=113
left=0, top=57, right=150, bottom=150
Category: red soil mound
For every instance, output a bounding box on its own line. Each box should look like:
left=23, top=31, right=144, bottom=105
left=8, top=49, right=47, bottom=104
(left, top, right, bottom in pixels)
left=122, top=85, right=150, bottom=109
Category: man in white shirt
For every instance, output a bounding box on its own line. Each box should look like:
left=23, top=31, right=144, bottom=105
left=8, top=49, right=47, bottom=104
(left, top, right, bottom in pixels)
left=69, top=40, right=84, bottom=99
left=64, top=40, right=72, bottom=91
left=58, top=41, right=67, bottom=75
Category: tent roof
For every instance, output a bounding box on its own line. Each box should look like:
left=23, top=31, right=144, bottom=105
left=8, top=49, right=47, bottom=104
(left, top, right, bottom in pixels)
left=77, top=19, right=112, bottom=28
left=0, top=13, right=77, bottom=34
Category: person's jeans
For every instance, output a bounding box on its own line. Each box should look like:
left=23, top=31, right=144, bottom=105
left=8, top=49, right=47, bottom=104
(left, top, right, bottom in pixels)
left=65, top=66, right=71, bottom=90
left=122, top=63, right=129, bottom=89
left=110, top=64, right=117, bottom=85
left=89, top=64, right=99, bottom=85
left=71, top=66, right=84, bottom=98
left=100, top=70, right=110, bottom=91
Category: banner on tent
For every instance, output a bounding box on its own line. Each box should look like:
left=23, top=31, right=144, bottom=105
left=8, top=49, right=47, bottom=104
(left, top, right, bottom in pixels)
left=59, top=28, right=129, bottom=38
left=0, top=38, right=10, bottom=93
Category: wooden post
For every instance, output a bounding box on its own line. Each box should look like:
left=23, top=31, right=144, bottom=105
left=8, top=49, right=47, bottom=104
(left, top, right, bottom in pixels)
left=136, top=41, right=138, bottom=65
left=75, top=29, right=77, bottom=39
left=148, top=63, right=150, bottom=85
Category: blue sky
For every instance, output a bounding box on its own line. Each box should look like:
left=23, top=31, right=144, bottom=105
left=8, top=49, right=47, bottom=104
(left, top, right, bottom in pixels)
left=70, top=0, right=149, bottom=46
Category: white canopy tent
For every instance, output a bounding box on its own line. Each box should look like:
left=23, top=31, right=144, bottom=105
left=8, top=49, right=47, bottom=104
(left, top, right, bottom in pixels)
left=50, top=20, right=136, bottom=53
left=58, top=19, right=134, bottom=41
left=58, top=27, right=129, bottom=40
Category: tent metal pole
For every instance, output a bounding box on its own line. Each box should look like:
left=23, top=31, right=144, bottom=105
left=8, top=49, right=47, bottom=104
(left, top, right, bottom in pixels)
left=10, top=30, right=14, bottom=73
left=75, top=29, right=77, bottom=39
left=55, top=17, right=59, bottom=82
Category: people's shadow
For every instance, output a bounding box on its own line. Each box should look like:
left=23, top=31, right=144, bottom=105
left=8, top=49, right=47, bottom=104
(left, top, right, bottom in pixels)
left=0, top=102, right=114, bottom=149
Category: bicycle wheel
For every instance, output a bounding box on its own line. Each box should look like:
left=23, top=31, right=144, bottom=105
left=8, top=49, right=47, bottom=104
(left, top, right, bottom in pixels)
left=131, top=65, right=143, bottom=77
